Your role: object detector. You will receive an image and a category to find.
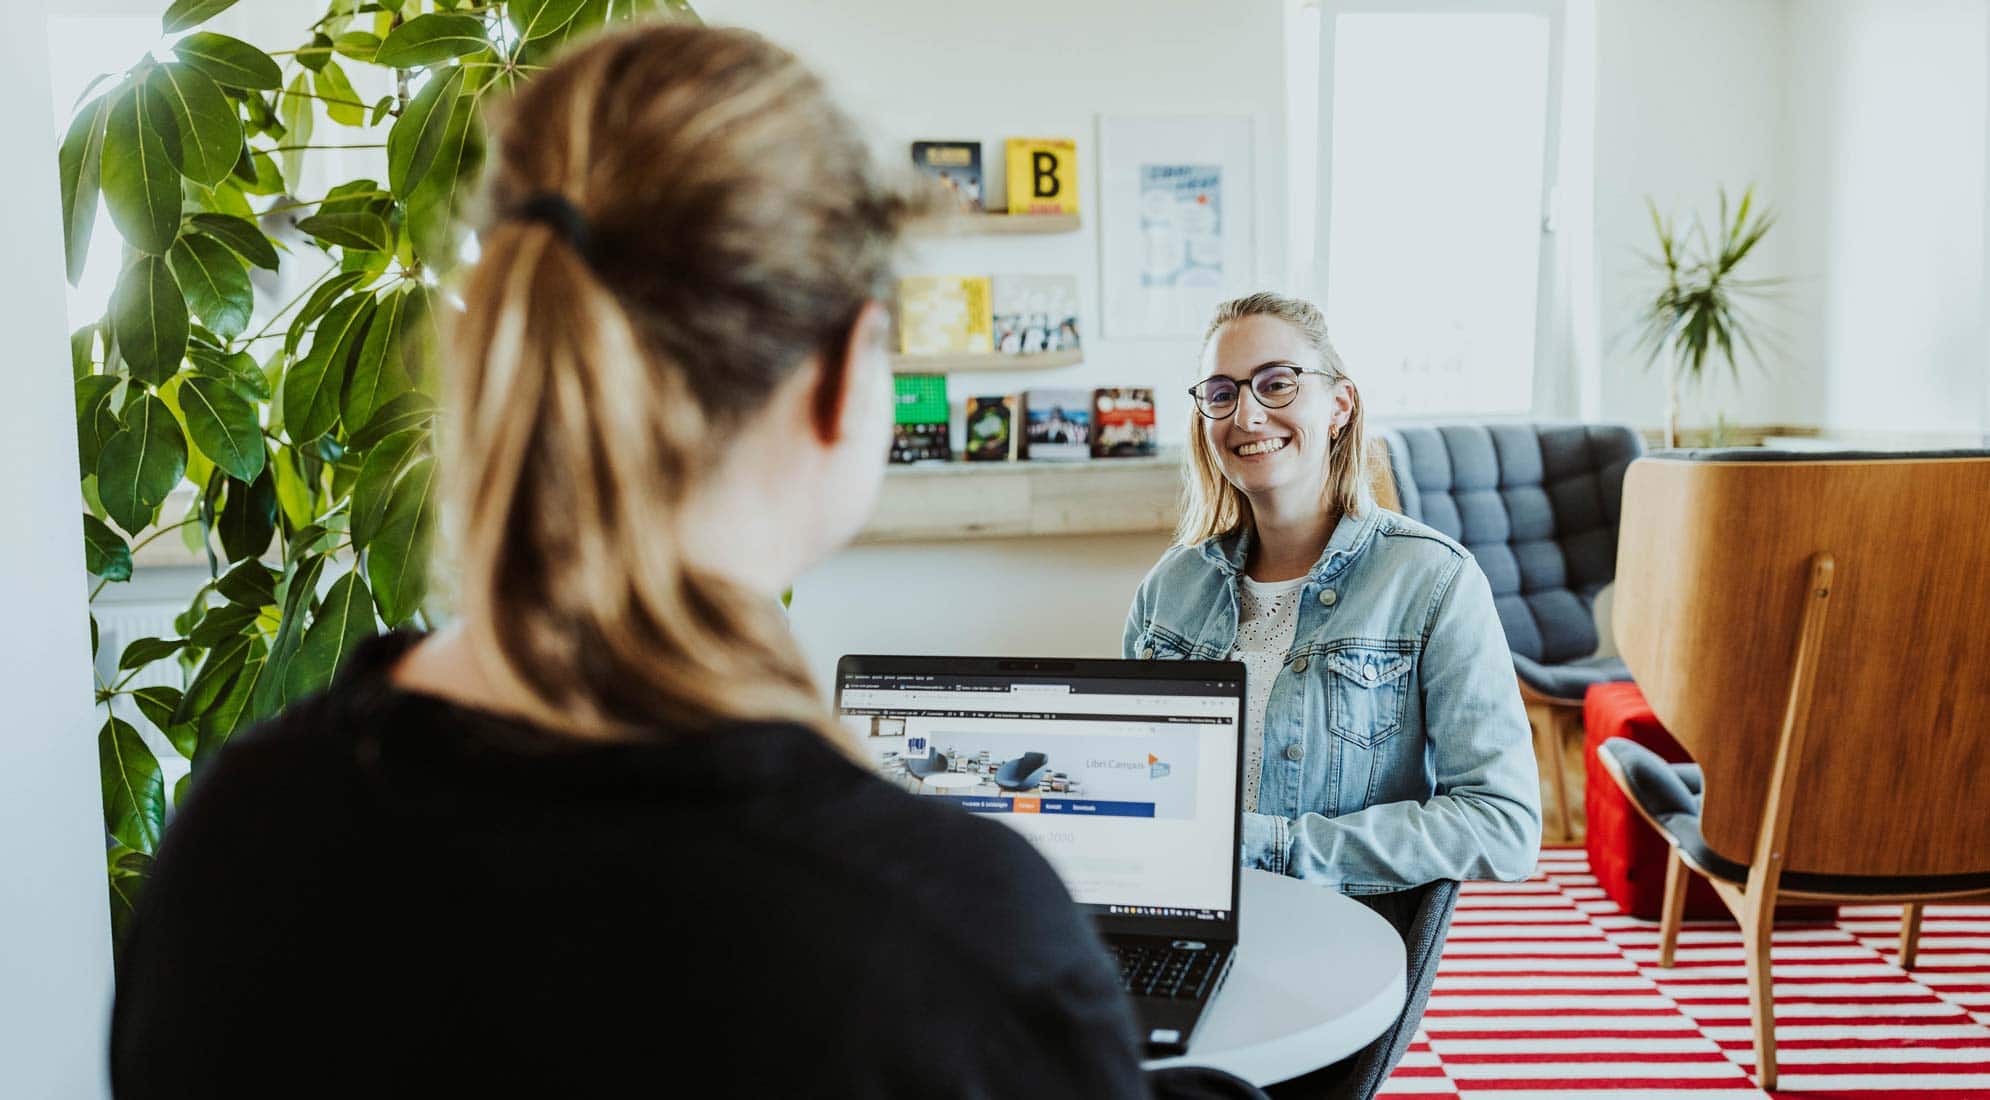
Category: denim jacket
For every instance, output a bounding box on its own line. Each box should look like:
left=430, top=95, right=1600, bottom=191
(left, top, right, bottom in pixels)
left=1122, top=505, right=1541, bottom=894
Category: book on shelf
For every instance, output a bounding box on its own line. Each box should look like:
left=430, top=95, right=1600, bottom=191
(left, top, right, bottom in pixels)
left=891, top=374, right=950, bottom=463
left=1022, top=387, right=1092, bottom=462
left=991, top=275, right=1080, bottom=356
left=896, top=275, right=992, bottom=356
left=1092, top=387, right=1158, bottom=458
left=910, top=140, right=984, bottom=214
left=1005, top=138, right=1078, bottom=216
left=963, top=395, right=1020, bottom=462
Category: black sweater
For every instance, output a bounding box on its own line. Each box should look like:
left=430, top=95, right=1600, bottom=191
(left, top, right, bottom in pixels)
left=112, top=633, right=1208, bottom=1098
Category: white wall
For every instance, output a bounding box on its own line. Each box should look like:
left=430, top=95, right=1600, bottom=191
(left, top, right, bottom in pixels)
left=1780, top=0, right=1988, bottom=437
left=1591, top=0, right=1795, bottom=433
left=701, top=0, right=1293, bottom=682
left=6, top=0, right=115, bottom=1093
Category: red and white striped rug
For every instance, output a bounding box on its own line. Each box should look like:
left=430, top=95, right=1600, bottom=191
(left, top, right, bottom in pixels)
left=1380, top=847, right=1990, bottom=1098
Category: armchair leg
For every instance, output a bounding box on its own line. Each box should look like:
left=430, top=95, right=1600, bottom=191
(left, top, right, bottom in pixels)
left=1744, top=905, right=1779, bottom=1090
left=1658, top=846, right=1689, bottom=968
left=1527, top=703, right=1575, bottom=841
left=1900, top=903, right=1925, bottom=970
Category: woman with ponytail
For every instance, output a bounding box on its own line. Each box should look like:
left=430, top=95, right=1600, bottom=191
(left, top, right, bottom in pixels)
left=1123, top=293, right=1542, bottom=1095
left=112, top=23, right=1259, bottom=1099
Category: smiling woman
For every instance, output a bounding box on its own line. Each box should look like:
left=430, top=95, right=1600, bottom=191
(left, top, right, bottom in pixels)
left=1123, top=291, right=1541, bottom=1098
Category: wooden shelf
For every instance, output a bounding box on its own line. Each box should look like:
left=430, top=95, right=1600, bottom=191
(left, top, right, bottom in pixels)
left=906, top=212, right=1081, bottom=236
left=889, top=348, right=1082, bottom=373
left=859, top=449, right=1182, bottom=544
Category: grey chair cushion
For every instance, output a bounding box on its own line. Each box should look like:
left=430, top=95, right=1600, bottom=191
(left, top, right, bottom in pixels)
left=1512, top=654, right=1632, bottom=703
left=1601, top=738, right=1990, bottom=896
left=1374, top=423, right=1643, bottom=676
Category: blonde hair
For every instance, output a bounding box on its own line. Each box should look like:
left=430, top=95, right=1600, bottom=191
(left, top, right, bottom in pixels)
left=1176, top=292, right=1371, bottom=546
left=444, top=23, right=906, bottom=738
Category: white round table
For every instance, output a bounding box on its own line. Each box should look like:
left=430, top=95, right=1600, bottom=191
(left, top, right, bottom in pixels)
left=917, top=772, right=981, bottom=794
left=1143, top=869, right=1406, bottom=1086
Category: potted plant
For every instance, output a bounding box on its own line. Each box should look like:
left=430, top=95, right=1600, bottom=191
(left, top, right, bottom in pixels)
left=1632, top=184, right=1781, bottom=447
left=69, top=0, right=696, bottom=944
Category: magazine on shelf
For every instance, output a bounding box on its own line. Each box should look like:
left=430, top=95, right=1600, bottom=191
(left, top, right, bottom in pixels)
left=1005, top=138, right=1078, bottom=216
left=897, top=275, right=993, bottom=356
left=890, top=374, right=950, bottom=464
left=1022, top=387, right=1093, bottom=462
left=1092, top=387, right=1158, bottom=458
left=910, top=140, right=984, bottom=214
left=964, top=395, right=1020, bottom=462
left=991, top=275, right=1081, bottom=356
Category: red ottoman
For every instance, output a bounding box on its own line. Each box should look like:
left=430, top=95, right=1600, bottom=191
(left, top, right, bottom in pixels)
left=1583, top=682, right=1835, bottom=924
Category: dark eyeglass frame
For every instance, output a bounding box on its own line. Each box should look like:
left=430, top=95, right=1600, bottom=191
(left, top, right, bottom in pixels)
left=1187, top=363, right=1336, bottom=419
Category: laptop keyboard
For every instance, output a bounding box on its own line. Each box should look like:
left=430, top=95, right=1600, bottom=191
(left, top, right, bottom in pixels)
left=1108, top=942, right=1231, bottom=1000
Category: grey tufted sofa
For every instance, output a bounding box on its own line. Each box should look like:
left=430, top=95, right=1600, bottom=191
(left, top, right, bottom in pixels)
left=1370, top=422, right=1645, bottom=838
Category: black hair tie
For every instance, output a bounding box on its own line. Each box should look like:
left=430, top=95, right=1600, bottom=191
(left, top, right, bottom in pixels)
left=513, top=192, right=594, bottom=263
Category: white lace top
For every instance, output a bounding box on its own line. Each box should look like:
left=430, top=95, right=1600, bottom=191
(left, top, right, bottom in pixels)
left=1231, top=574, right=1308, bottom=813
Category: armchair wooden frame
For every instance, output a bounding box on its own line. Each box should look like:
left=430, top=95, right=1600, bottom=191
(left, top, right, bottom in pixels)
left=1520, top=684, right=1583, bottom=843
left=1598, top=454, right=1990, bottom=1091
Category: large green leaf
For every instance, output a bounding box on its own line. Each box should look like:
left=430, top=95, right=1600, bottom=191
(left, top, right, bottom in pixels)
left=199, top=635, right=266, bottom=748
left=108, top=847, right=152, bottom=944
left=296, top=211, right=392, bottom=252
left=76, top=375, right=121, bottom=474
left=188, top=601, right=257, bottom=647
left=284, top=293, right=374, bottom=442
left=59, top=93, right=111, bottom=285
left=83, top=514, right=133, bottom=581
left=171, top=631, right=251, bottom=725
left=285, top=571, right=376, bottom=701
left=161, top=0, right=242, bottom=33
left=118, top=636, right=189, bottom=670
left=314, top=60, right=366, bottom=127
left=109, top=255, right=188, bottom=385
left=169, top=235, right=252, bottom=339
left=180, top=376, right=264, bottom=482
left=376, top=14, right=489, bottom=68
left=334, top=31, right=382, bottom=63
left=218, top=561, right=279, bottom=609
left=406, top=91, right=484, bottom=262
left=130, top=686, right=197, bottom=759
left=190, top=212, right=279, bottom=270
left=98, top=717, right=164, bottom=854
left=250, top=554, right=325, bottom=721
left=510, top=0, right=588, bottom=41
left=101, top=83, right=182, bottom=256
left=147, top=63, right=240, bottom=186
left=345, top=391, right=436, bottom=451
left=277, top=72, right=314, bottom=191
left=343, top=286, right=413, bottom=432
left=387, top=65, right=462, bottom=198
left=172, top=32, right=281, bottom=91
left=350, top=428, right=426, bottom=548
left=189, top=347, right=271, bottom=401
left=367, top=454, right=434, bottom=627
left=97, top=394, right=187, bottom=536
left=216, top=469, right=276, bottom=564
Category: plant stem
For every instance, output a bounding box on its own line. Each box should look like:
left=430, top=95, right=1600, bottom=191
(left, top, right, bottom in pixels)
left=275, top=88, right=368, bottom=109
left=89, top=517, right=200, bottom=603
left=265, top=143, right=387, bottom=152
left=240, top=265, right=339, bottom=347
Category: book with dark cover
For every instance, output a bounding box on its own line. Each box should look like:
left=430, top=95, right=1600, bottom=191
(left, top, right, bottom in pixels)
left=964, top=395, right=1019, bottom=461
left=1092, top=387, right=1157, bottom=458
left=1021, top=387, right=1092, bottom=462
left=911, top=140, right=984, bottom=214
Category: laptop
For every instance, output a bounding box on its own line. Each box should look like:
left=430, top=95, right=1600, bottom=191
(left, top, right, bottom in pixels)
left=836, top=654, right=1246, bottom=1056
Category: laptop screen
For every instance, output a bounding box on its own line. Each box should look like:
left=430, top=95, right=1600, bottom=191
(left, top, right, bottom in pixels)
left=836, top=656, right=1244, bottom=930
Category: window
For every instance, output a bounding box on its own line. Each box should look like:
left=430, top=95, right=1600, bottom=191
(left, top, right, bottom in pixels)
left=1312, top=2, right=1566, bottom=416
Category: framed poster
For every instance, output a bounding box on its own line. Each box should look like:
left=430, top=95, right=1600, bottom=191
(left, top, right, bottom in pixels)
left=1098, top=115, right=1256, bottom=340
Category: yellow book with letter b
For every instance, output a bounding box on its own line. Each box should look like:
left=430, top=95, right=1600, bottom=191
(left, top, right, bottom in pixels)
left=1005, top=138, right=1078, bottom=216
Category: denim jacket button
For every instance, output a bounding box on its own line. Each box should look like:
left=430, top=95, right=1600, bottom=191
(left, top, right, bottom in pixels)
left=1140, top=646, right=1155, bottom=660
left=1318, top=588, right=1338, bottom=607
left=1284, top=743, right=1305, bottom=762
left=1291, top=655, right=1309, bottom=673
left=1364, top=665, right=1378, bottom=683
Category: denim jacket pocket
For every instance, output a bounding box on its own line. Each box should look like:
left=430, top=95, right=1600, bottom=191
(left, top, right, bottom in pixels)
left=1323, top=643, right=1415, bottom=748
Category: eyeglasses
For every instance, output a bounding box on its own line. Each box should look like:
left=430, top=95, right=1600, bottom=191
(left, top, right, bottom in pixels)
left=1187, top=364, right=1335, bottom=419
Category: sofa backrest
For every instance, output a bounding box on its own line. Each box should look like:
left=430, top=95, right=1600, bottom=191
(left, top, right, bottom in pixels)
left=1371, top=423, right=1644, bottom=663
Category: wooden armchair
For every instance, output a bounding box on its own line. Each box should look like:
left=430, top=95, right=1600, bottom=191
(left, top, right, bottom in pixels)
left=1597, top=450, right=1990, bottom=1089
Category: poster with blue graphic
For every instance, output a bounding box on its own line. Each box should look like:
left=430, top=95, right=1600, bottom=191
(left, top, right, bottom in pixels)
left=1139, top=164, right=1224, bottom=290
